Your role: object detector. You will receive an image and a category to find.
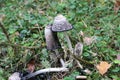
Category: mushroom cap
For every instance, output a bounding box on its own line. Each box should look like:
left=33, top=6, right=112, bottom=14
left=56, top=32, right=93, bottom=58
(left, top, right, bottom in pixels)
left=52, top=14, right=73, bottom=32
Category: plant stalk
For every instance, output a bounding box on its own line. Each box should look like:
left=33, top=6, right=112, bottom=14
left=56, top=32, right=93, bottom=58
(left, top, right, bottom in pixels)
left=54, top=50, right=66, bottom=67
left=64, top=32, right=73, bottom=53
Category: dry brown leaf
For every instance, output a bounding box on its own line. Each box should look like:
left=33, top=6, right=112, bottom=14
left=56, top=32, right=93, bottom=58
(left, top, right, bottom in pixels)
left=83, top=36, right=96, bottom=45
left=79, top=31, right=84, bottom=37
left=15, top=32, right=20, bottom=36
left=114, top=0, right=120, bottom=14
left=83, top=37, right=92, bottom=45
left=96, top=61, right=111, bottom=75
left=27, top=59, right=35, bottom=73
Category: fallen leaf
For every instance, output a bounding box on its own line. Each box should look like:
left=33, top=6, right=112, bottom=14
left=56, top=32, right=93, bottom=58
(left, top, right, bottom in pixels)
left=83, top=37, right=92, bottom=45
left=27, top=59, right=35, bottom=73
left=79, top=30, right=84, bottom=37
left=39, top=10, right=45, bottom=14
left=96, top=61, right=111, bottom=75
left=15, top=32, right=20, bottom=36
left=83, top=36, right=96, bottom=45
left=114, top=0, right=120, bottom=14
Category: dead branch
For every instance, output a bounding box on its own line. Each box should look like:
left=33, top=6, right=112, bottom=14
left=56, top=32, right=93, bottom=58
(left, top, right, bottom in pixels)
left=0, top=42, right=42, bottom=49
left=22, top=67, right=68, bottom=80
left=0, top=23, right=10, bottom=42
left=73, top=54, right=94, bottom=66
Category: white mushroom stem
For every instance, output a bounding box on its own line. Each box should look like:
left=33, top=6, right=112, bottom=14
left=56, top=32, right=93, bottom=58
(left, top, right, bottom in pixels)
left=76, top=60, right=83, bottom=69
left=54, top=50, right=66, bottom=67
left=64, top=32, right=73, bottom=53
left=64, top=32, right=75, bottom=67
left=22, top=67, right=68, bottom=80
left=60, top=58, right=66, bottom=67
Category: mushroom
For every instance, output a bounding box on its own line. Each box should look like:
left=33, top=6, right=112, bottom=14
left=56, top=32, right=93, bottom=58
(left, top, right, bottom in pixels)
left=74, top=42, right=83, bottom=69
left=52, top=14, right=73, bottom=53
left=74, top=42, right=83, bottom=56
left=45, top=24, right=61, bottom=50
left=45, top=24, right=65, bottom=67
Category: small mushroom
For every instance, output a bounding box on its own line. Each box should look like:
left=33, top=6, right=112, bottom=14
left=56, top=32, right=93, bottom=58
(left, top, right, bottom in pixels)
left=74, top=42, right=83, bottom=69
left=45, top=24, right=65, bottom=67
left=45, top=24, right=61, bottom=50
left=74, top=42, right=83, bottom=56
left=52, top=15, right=73, bottom=32
left=52, top=14, right=73, bottom=53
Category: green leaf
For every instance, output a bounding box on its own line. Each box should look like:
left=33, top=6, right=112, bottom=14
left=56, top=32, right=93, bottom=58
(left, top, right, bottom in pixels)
left=113, top=60, right=120, bottom=64
left=31, top=20, right=38, bottom=24
left=32, top=34, right=39, bottom=39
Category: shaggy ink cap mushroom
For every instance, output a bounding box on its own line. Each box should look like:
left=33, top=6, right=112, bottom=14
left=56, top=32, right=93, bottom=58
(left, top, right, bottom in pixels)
left=45, top=24, right=61, bottom=50
left=52, top=14, right=73, bottom=32
left=45, top=24, right=65, bottom=67
left=52, top=14, right=74, bottom=56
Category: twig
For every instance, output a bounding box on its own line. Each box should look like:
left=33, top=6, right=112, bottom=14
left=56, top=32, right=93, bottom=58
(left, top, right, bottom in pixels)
left=22, top=67, right=68, bottom=80
left=0, top=23, right=19, bottom=54
left=73, top=55, right=94, bottom=66
left=0, top=42, right=41, bottom=49
left=76, top=60, right=83, bottom=69
left=54, top=50, right=66, bottom=67
left=76, top=75, right=87, bottom=80
left=0, top=23, right=10, bottom=42
left=45, top=0, right=56, bottom=11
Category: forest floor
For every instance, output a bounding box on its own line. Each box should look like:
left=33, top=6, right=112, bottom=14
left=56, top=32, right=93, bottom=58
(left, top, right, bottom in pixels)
left=0, top=0, right=120, bottom=80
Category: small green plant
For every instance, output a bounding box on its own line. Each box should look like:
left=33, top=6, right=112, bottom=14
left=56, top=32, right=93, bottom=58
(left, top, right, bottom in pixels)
left=64, top=71, right=79, bottom=80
